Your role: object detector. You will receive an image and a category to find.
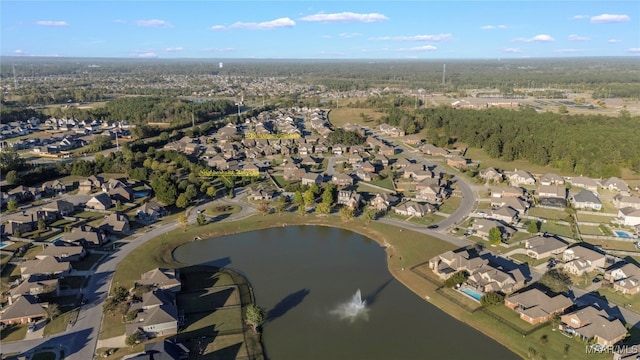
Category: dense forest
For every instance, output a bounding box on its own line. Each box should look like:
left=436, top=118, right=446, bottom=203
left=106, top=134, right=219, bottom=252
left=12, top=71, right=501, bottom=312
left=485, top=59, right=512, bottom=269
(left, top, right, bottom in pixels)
left=377, top=106, right=640, bottom=177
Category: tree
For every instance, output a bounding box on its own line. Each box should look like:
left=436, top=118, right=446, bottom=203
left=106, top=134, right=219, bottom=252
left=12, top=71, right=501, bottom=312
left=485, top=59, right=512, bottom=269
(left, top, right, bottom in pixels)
left=363, top=206, right=378, bottom=222
left=7, top=198, right=18, bottom=211
left=89, top=135, right=113, bottom=152
left=37, top=218, right=47, bottom=232
left=125, top=333, right=139, bottom=347
left=111, top=286, right=129, bottom=303
left=480, top=291, right=504, bottom=307
left=64, top=224, right=73, bottom=233
left=297, top=204, right=306, bottom=215
left=539, top=269, right=572, bottom=293
left=197, top=213, right=207, bottom=225
left=321, top=184, right=335, bottom=205
left=206, top=186, right=218, bottom=199
left=274, top=197, right=288, bottom=213
left=150, top=174, right=178, bottom=206
left=488, top=227, right=502, bottom=245
left=175, top=193, right=189, bottom=208
left=303, top=189, right=315, bottom=206
left=0, top=147, right=25, bottom=172
left=245, top=304, right=265, bottom=332
left=527, top=220, right=541, bottom=234
left=316, top=202, right=331, bottom=215
left=5, top=170, right=20, bottom=185
left=443, top=271, right=468, bottom=288
left=339, top=206, right=354, bottom=220
left=178, top=213, right=188, bottom=226
left=184, top=184, right=198, bottom=202
left=257, top=202, right=270, bottom=216
left=293, top=191, right=304, bottom=206
left=46, top=303, right=60, bottom=319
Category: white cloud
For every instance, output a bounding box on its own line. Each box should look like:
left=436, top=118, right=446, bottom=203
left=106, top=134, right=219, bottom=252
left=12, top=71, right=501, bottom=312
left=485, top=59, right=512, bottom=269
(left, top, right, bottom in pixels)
left=164, top=47, right=184, bottom=53
left=35, top=20, right=68, bottom=27
left=113, top=19, right=126, bottom=24
left=568, top=34, right=590, bottom=41
left=321, top=35, right=332, bottom=39
left=628, top=48, right=640, bottom=53
left=135, top=19, right=173, bottom=28
left=571, top=15, right=589, bottom=20
left=608, top=39, right=621, bottom=43
left=134, top=52, right=158, bottom=58
left=502, top=48, right=522, bottom=53
left=216, top=17, right=295, bottom=30
left=11, top=49, right=28, bottom=56
left=398, top=45, right=438, bottom=52
left=514, top=34, right=555, bottom=42
left=553, top=49, right=583, bottom=54
left=481, top=24, right=506, bottom=30
left=300, top=12, right=388, bottom=23
left=590, top=14, right=630, bottom=23
left=339, top=32, right=362, bottom=38
left=370, top=34, right=452, bottom=42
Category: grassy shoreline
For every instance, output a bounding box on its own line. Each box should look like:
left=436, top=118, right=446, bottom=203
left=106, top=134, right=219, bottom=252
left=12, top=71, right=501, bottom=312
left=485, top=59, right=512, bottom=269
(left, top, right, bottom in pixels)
left=112, top=212, right=609, bottom=359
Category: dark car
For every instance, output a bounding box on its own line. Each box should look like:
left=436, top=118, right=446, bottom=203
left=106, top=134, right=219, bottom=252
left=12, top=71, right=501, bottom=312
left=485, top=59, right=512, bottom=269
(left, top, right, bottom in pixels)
left=592, top=277, right=601, bottom=283
left=427, top=225, right=439, bottom=229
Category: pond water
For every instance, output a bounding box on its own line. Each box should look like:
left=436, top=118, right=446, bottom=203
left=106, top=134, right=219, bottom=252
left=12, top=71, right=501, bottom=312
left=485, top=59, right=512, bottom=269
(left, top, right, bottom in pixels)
left=173, top=225, right=517, bottom=359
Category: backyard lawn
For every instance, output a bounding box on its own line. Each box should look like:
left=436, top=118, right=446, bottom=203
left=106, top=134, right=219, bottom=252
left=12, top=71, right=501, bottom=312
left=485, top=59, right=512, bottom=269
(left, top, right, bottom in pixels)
left=528, top=207, right=570, bottom=221
left=540, top=221, right=574, bottom=238
left=438, top=195, right=462, bottom=214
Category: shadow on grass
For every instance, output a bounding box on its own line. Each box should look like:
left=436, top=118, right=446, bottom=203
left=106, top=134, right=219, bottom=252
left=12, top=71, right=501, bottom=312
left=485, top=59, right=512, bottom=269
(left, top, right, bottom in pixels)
left=266, top=288, right=310, bottom=323
left=209, top=342, right=243, bottom=360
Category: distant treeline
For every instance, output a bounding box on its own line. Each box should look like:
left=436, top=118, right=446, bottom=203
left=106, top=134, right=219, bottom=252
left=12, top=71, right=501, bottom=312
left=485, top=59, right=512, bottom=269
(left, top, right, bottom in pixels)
left=379, top=106, right=640, bottom=177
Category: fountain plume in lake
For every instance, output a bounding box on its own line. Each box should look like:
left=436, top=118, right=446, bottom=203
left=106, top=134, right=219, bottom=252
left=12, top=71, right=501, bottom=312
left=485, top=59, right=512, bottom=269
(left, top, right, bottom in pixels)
left=331, top=289, right=368, bottom=321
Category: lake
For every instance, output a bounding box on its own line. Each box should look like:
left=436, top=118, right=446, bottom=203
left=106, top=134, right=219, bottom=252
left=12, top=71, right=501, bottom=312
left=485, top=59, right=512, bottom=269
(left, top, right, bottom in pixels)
left=173, top=225, right=518, bottom=359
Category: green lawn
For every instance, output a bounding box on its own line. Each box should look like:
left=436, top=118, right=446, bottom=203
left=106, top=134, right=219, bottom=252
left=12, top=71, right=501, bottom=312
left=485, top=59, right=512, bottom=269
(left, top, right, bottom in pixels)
left=0, top=324, right=27, bottom=342
left=178, top=308, right=243, bottom=340
left=177, top=287, right=241, bottom=313
left=540, top=221, right=575, bottom=238
left=578, top=224, right=604, bottom=235
left=72, top=253, right=105, bottom=271
left=99, top=311, right=125, bottom=340
left=439, top=196, right=462, bottom=214
left=43, top=312, right=71, bottom=336
left=408, top=214, right=446, bottom=226
left=510, top=254, right=550, bottom=268
left=364, top=177, right=395, bottom=191
left=528, top=207, right=570, bottom=221
left=576, top=213, right=616, bottom=223
left=584, top=238, right=640, bottom=252
left=49, top=218, right=74, bottom=228
left=465, top=147, right=575, bottom=177
left=598, top=287, right=640, bottom=315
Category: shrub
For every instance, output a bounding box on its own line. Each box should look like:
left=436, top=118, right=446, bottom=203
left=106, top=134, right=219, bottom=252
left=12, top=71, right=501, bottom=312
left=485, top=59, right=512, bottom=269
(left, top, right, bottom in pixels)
left=480, top=291, right=504, bottom=307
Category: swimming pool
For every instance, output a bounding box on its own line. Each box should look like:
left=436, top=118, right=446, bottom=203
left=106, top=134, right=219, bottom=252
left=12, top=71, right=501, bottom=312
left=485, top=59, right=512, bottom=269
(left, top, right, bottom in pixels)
left=615, top=230, right=632, bottom=239
left=461, top=287, right=483, bottom=301
left=0, top=241, right=15, bottom=250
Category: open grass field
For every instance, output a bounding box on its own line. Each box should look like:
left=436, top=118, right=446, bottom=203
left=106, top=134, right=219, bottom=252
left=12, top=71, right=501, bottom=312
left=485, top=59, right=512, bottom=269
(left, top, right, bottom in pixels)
left=326, top=107, right=385, bottom=128
left=438, top=195, right=462, bottom=214
left=540, top=221, right=574, bottom=238
left=576, top=213, right=616, bottom=223
left=0, top=324, right=27, bottom=342
left=465, top=147, right=574, bottom=177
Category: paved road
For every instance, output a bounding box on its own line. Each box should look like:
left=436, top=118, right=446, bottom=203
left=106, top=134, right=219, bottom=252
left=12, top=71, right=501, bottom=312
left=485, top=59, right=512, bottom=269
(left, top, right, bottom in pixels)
left=377, top=217, right=471, bottom=248
left=0, top=194, right=253, bottom=359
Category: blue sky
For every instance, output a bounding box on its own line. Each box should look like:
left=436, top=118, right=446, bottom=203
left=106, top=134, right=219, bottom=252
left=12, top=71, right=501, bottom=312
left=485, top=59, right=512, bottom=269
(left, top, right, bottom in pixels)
left=1, top=1, right=638, bottom=59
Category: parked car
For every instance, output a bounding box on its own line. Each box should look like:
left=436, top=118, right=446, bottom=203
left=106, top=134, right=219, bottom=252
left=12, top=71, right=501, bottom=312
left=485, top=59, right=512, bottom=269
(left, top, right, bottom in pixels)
left=27, top=323, right=36, bottom=333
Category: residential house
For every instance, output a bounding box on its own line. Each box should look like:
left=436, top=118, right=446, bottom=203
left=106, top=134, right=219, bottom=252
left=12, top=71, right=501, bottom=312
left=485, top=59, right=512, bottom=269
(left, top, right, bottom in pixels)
left=348, top=153, right=363, bottom=165
left=539, top=173, right=565, bottom=186
left=353, top=169, right=374, bottom=182
left=571, top=189, right=602, bottom=211
left=301, top=173, right=323, bottom=186
left=446, top=156, right=468, bottom=169
left=428, top=249, right=488, bottom=280
left=491, top=187, right=524, bottom=198
left=563, top=245, right=607, bottom=276
left=283, top=164, right=307, bottom=181
left=361, top=161, right=376, bottom=173
left=42, top=199, right=75, bottom=217
left=331, top=144, right=344, bottom=155
left=249, top=189, right=274, bottom=201
left=37, top=242, right=86, bottom=262
left=402, top=164, right=433, bottom=181
left=332, top=173, right=354, bottom=187
left=416, top=182, right=444, bottom=203
left=337, top=190, right=362, bottom=210
left=600, top=177, right=630, bottom=193
left=507, top=169, right=536, bottom=186
left=370, top=193, right=400, bottom=211
left=394, top=157, right=413, bottom=169
left=378, top=144, right=395, bottom=156
left=479, top=168, right=503, bottom=183
left=0, top=295, right=48, bottom=325
left=99, top=212, right=130, bottom=234
left=560, top=306, right=627, bottom=346
left=605, top=262, right=640, bottom=295
left=467, top=266, right=525, bottom=294
left=136, top=201, right=168, bottom=223
left=86, top=193, right=112, bottom=211
left=9, top=275, right=59, bottom=302
left=126, top=289, right=178, bottom=339
left=419, top=144, right=449, bottom=156
left=568, top=176, right=599, bottom=192
left=490, top=205, right=519, bottom=224
left=613, top=194, right=640, bottom=210
left=62, top=226, right=105, bottom=247
left=491, top=196, right=529, bottom=214
left=505, top=288, right=572, bottom=325
left=19, top=256, right=71, bottom=280
left=394, top=201, right=435, bottom=217
left=136, top=268, right=181, bottom=292
left=78, top=175, right=104, bottom=194
left=524, top=235, right=569, bottom=259
left=537, top=184, right=567, bottom=208
left=618, top=207, right=640, bottom=226
left=128, top=339, right=190, bottom=360
left=472, top=218, right=516, bottom=240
